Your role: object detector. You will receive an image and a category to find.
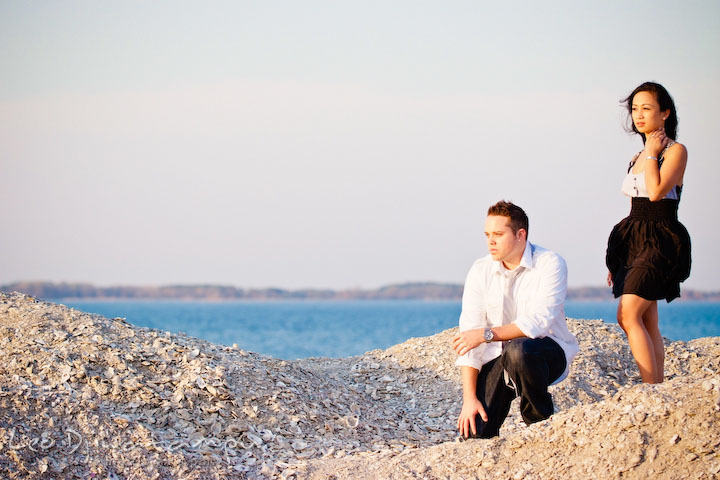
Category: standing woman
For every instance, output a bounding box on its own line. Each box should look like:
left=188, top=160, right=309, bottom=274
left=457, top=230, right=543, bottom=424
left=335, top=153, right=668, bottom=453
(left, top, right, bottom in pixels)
left=606, top=82, right=691, bottom=384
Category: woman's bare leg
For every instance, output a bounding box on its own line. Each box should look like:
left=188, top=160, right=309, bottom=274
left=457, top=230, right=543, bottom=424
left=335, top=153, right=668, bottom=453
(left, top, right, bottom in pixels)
left=617, top=294, right=661, bottom=383
left=642, top=301, right=664, bottom=383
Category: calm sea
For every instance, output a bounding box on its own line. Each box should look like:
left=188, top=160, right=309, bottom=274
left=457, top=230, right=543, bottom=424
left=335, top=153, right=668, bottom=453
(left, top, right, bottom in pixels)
left=60, top=300, right=720, bottom=360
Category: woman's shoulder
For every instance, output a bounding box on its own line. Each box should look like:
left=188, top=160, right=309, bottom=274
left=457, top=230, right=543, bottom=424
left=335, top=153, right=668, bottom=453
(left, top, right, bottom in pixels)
left=665, top=141, right=688, bottom=157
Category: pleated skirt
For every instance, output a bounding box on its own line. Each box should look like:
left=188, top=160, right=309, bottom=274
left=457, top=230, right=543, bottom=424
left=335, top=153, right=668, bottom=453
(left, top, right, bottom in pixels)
left=606, top=197, right=691, bottom=302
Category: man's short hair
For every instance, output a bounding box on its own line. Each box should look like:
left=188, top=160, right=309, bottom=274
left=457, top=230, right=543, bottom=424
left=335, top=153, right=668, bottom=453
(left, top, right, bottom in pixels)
left=487, top=200, right=529, bottom=235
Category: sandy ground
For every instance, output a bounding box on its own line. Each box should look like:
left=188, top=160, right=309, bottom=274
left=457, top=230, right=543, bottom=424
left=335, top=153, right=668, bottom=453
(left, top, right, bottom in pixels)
left=0, top=292, right=718, bottom=479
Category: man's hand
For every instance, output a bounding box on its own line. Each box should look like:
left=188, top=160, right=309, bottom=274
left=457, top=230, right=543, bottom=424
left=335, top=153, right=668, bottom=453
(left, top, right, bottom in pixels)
left=457, top=397, right=488, bottom=438
left=452, top=329, right=484, bottom=356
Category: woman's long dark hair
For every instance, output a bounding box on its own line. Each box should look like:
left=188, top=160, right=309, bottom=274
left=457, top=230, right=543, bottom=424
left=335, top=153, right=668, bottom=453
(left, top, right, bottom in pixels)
left=623, top=82, right=678, bottom=142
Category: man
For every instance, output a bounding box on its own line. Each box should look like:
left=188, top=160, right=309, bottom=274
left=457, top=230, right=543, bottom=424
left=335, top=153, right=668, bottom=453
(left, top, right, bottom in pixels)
left=452, top=201, right=578, bottom=438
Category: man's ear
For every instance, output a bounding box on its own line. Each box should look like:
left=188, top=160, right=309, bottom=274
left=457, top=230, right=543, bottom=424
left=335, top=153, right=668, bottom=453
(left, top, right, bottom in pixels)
left=517, top=228, right=527, bottom=242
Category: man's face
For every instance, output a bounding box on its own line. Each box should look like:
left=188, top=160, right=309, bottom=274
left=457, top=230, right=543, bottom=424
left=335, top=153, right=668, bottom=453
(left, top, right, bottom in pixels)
left=484, top=215, right=524, bottom=264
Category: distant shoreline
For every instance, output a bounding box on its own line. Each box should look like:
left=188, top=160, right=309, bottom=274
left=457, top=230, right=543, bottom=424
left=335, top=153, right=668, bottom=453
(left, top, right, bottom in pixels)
left=3, top=281, right=720, bottom=302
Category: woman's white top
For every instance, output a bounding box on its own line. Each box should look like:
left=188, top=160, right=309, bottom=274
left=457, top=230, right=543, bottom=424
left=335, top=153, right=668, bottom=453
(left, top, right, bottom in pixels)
left=621, top=143, right=680, bottom=200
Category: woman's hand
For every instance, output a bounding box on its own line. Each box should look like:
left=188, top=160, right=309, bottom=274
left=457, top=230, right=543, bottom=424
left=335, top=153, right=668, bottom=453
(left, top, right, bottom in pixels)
left=644, top=127, right=670, bottom=158
left=607, top=271, right=613, bottom=287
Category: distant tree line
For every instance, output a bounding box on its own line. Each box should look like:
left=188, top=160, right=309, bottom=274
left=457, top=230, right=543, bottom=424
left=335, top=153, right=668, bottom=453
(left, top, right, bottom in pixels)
left=0, top=281, right=462, bottom=301
left=2, top=281, right=718, bottom=302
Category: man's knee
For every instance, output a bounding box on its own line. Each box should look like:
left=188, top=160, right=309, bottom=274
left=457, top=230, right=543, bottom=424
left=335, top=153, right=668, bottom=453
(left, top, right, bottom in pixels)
left=502, top=338, right=535, bottom=370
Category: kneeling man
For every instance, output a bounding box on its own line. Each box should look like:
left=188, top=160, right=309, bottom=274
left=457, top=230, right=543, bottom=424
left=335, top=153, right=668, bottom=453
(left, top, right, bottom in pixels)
left=452, top=201, right=579, bottom=438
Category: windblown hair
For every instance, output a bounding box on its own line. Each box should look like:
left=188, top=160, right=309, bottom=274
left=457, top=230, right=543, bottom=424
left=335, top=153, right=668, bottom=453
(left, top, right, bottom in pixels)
left=623, top=81, right=678, bottom=142
left=487, top=200, right=528, bottom=236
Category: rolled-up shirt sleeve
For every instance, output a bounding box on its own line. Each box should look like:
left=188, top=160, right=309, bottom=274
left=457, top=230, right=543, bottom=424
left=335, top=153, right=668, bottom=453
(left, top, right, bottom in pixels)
left=455, top=263, right=488, bottom=370
left=513, top=252, right=567, bottom=339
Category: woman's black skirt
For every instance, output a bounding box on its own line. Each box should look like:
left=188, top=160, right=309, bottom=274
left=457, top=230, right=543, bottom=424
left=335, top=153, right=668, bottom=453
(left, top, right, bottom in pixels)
left=606, top=197, right=691, bottom=302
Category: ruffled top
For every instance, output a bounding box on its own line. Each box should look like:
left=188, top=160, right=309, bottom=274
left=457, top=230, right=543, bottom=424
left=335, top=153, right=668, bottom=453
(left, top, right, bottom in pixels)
left=621, top=141, right=681, bottom=200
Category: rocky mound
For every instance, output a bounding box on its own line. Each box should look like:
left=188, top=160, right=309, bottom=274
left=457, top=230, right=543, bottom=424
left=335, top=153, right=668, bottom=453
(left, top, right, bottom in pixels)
left=0, top=292, right=718, bottom=479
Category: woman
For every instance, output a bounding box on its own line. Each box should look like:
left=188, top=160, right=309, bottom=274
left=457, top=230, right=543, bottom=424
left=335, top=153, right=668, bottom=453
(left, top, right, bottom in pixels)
left=606, top=81, right=691, bottom=384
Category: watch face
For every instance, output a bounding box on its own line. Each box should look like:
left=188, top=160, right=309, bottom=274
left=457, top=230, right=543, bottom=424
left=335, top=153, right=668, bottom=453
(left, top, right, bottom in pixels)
left=484, top=329, right=493, bottom=341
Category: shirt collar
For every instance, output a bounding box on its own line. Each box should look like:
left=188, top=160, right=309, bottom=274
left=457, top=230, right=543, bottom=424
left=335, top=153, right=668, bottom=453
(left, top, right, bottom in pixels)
left=491, top=241, right=534, bottom=275
left=519, top=241, right=534, bottom=270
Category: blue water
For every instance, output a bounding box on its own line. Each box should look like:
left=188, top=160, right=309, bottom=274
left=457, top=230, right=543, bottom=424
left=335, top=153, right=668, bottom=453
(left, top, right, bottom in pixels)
left=60, top=300, right=720, bottom=360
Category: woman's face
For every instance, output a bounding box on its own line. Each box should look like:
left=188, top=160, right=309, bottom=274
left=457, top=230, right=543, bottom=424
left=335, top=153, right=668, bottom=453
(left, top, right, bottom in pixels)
left=631, top=91, right=669, bottom=134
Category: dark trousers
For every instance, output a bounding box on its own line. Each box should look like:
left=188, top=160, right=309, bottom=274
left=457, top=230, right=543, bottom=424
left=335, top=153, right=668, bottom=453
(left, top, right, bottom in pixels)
left=468, top=336, right=566, bottom=439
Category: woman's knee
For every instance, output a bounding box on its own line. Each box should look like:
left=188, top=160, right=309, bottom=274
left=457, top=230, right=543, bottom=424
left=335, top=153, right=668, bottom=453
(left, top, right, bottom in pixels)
left=618, top=295, right=652, bottom=327
left=617, top=310, right=633, bottom=333
left=617, top=312, right=627, bottom=332
left=617, top=305, right=646, bottom=333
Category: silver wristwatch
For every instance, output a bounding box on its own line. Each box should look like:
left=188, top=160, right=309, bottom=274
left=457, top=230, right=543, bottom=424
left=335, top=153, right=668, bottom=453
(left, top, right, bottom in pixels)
left=483, top=328, right=495, bottom=342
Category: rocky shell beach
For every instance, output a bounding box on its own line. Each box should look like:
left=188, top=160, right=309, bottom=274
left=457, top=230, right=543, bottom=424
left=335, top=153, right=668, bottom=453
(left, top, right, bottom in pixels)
left=0, top=292, right=718, bottom=479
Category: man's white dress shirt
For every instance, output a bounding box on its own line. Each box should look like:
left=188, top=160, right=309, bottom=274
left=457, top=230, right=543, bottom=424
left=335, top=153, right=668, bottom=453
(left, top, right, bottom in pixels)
left=455, top=242, right=579, bottom=384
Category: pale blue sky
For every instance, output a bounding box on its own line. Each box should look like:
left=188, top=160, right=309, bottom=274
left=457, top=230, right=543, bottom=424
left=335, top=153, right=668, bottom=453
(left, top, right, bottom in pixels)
left=1, top=1, right=719, bottom=290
